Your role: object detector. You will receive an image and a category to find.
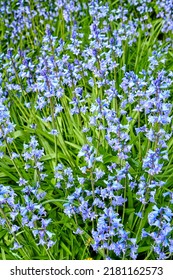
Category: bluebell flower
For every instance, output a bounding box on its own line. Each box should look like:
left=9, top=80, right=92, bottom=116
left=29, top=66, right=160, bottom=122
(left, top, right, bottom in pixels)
left=73, top=228, right=84, bottom=235
left=11, top=242, right=22, bottom=250
left=49, top=129, right=59, bottom=135
left=18, top=178, right=28, bottom=186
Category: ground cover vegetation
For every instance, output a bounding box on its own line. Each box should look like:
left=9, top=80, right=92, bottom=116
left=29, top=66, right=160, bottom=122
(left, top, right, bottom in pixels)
left=0, top=0, right=173, bottom=260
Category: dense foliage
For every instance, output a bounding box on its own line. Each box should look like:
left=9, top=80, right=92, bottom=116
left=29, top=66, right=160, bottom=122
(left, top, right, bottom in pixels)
left=0, top=0, right=173, bottom=260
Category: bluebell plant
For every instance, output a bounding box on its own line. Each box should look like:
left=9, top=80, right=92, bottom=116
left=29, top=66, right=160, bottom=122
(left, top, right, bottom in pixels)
left=0, top=0, right=173, bottom=260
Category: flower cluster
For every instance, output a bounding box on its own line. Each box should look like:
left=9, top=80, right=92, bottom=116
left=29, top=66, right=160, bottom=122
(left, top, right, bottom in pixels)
left=142, top=206, right=173, bottom=259
left=0, top=0, right=173, bottom=260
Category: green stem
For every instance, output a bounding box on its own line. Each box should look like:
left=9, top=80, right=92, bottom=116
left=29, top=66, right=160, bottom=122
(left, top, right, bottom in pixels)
left=5, top=140, right=22, bottom=177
